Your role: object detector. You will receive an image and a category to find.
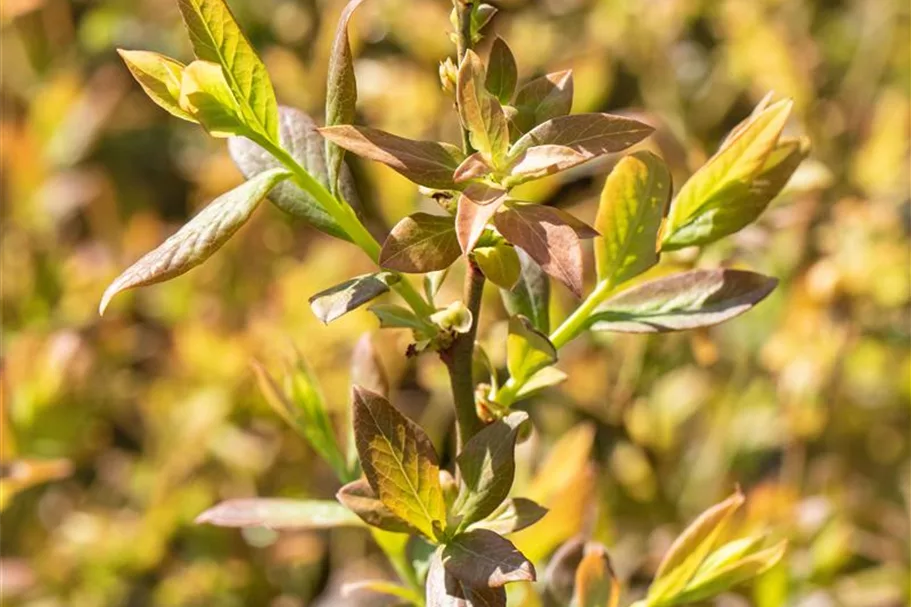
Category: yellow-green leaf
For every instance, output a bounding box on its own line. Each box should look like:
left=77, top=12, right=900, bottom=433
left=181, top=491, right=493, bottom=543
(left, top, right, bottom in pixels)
left=573, top=543, right=620, bottom=607
left=473, top=244, right=521, bottom=290
left=117, top=49, right=196, bottom=122
left=507, top=315, right=557, bottom=384
left=179, top=60, right=247, bottom=137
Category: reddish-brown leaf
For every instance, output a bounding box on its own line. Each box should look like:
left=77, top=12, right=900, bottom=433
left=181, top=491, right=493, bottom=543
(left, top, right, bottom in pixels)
left=456, top=185, right=508, bottom=253
left=379, top=213, right=462, bottom=273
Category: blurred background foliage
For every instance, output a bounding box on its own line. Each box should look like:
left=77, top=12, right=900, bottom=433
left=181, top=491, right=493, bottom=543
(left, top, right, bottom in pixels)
left=1, top=0, right=909, bottom=605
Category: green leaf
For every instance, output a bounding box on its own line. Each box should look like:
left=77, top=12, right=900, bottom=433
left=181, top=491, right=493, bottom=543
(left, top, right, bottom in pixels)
left=573, top=543, right=620, bottom=607
left=661, top=99, right=793, bottom=250
left=507, top=113, right=654, bottom=185
left=457, top=50, right=510, bottom=166
left=117, top=49, right=196, bottom=122
left=454, top=411, right=529, bottom=528
left=501, top=248, right=550, bottom=333
left=647, top=490, right=744, bottom=605
left=195, top=498, right=363, bottom=529
left=319, top=125, right=464, bottom=189
left=177, top=0, right=279, bottom=142
left=468, top=498, right=547, bottom=535
left=507, top=315, right=557, bottom=384
left=99, top=167, right=289, bottom=314
left=179, top=60, right=247, bottom=137
left=494, top=203, right=598, bottom=298
left=342, top=580, right=424, bottom=605
left=336, top=478, right=419, bottom=534
left=442, top=529, right=537, bottom=587
left=229, top=106, right=360, bottom=240
left=352, top=386, right=446, bottom=541
left=325, top=0, right=367, bottom=195
left=427, top=548, right=507, bottom=607
left=511, top=70, right=573, bottom=134
left=251, top=356, right=349, bottom=481
left=588, top=269, right=778, bottom=333
left=473, top=244, right=521, bottom=290
left=380, top=213, right=462, bottom=273
left=456, top=184, right=508, bottom=254
left=513, top=366, right=567, bottom=400
left=308, top=271, right=399, bottom=324
left=675, top=540, right=787, bottom=604
left=424, top=268, right=450, bottom=303
left=368, top=303, right=429, bottom=331
left=485, top=37, right=518, bottom=105
left=595, top=151, right=671, bottom=286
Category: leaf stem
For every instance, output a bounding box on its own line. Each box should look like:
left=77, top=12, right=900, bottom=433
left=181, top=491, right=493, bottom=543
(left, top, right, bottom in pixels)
left=454, top=0, right=475, bottom=154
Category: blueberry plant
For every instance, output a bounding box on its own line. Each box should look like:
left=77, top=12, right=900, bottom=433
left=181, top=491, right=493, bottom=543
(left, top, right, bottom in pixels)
left=102, top=0, right=806, bottom=604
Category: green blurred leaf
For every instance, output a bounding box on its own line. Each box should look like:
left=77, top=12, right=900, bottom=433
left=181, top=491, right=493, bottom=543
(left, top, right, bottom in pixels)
left=572, top=543, right=619, bottom=607
left=336, top=478, right=420, bottom=534
left=457, top=50, right=510, bottom=166
left=595, top=151, right=671, bottom=286
left=485, top=37, right=518, bottom=105
left=442, top=529, right=536, bottom=587
left=676, top=541, right=787, bottom=604
left=195, top=498, right=363, bottom=529
left=473, top=244, right=521, bottom=290
left=507, top=315, right=557, bottom=384
left=454, top=411, right=529, bottom=529
left=308, top=272, right=399, bottom=324
left=177, top=0, right=279, bottom=142
left=501, top=249, right=550, bottom=333
left=368, top=303, right=429, bottom=331
left=514, top=366, right=567, bottom=400
left=380, top=213, right=462, bottom=273
left=100, top=167, right=290, bottom=314
left=589, top=269, right=778, bottom=333
left=352, top=386, right=446, bottom=541
left=117, top=49, right=196, bottom=122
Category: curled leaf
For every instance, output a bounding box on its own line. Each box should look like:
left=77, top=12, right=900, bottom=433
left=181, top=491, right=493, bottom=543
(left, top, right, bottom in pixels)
left=511, top=70, right=574, bottom=133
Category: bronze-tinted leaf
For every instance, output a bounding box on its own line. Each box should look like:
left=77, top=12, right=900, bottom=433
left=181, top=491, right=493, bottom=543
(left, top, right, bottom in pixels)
left=595, top=151, right=671, bottom=286
left=493, top=203, right=597, bottom=297
left=229, top=106, right=359, bottom=240
left=457, top=50, right=510, bottom=165
left=589, top=269, right=778, bottom=333
left=469, top=498, right=548, bottom=535
left=485, top=38, right=518, bottom=105
left=453, top=152, right=493, bottom=183
left=473, top=244, right=521, bottom=290
left=427, top=548, right=507, bottom=607
left=352, top=386, right=446, bottom=540
left=325, top=0, right=367, bottom=194
left=505, top=144, right=588, bottom=183
left=454, top=412, right=529, bottom=528
left=100, top=168, right=290, bottom=314
left=500, top=249, right=550, bottom=333
left=319, top=125, right=464, bottom=189
left=456, top=185, right=508, bottom=253
left=195, top=498, right=363, bottom=529
left=380, top=213, right=461, bottom=273
left=308, top=272, right=398, bottom=324
left=511, top=70, right=573, bottom=133
left=442, top=529, right=536, bottom=587
left=336, top=478, right=418, bottom=534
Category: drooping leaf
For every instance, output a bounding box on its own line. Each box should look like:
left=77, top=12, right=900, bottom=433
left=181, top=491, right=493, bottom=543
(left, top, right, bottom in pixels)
left=351, top=334, right=389, bottom=397
left=661, top=99, right=793, bottom=250
left=308, top=272, right=399, bottom=324
left=573, top=543, right=620, bottom=607
left=675, top=540, right=787, bottom=604
left=513, top=366, right=567, bottom=400
left=325, top=0, right=367, bottom=194
left=588, top=269, right=778, bottom=333
left=454, top=412, right=529, bottom=528
left=485, top=38, right=518, bottom=105
left=511, top=70, right=573, bottom=134
left=195, top=498, right=363, bottom=529
left=507, top=315, right=557, bottom=384
left=507, top=113, right=654, bottom=185
left=380, top=213, right=461, bottom=273
left=469, top=498, right=548, bottom=535
left=453, top=152, right=493, bottom=183
left=443, top=529, right=537, bottom=587
left=501, top=249, right=550, bottom=333
left=456, top=185, right=508, bottom=254
left=595, top=151, right=671, bottom=286
left=99, top=167, right=290, bottom=314
left=117, top=50, right=196, bottom=122
left=457, top=50, right=510, bottom=166
left=473, top=244, right=521, bottom=289
left=647, top=490, right=745, bottom=605
left=229, top=106, right=361, bottom=240
left=177, top=0, right=279, bottom=142
left=427, top=548, right=507, bottom=607
left=179, top=60, right=247, bottom=137
left=494, top=203, right=597, bottom=297
left=319, top=125, right=464, bottom=189
left=336, top=478, right=419, bottom=534
left=352, top=386, right=446, bottom=540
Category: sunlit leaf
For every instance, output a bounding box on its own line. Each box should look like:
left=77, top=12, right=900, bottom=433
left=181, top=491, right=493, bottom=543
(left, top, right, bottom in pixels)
left=595, top=151, right=671, bottom=286
left=485, top=37, right=518, bottom=105
left=454, top=411, right=529, bottom=528
left=453, top=152, right=493, bottom=183
left=511, top=70, right=573, bottom=134
left=229, top=106, right=360, bottom=240
left=320, top=125, right=464, bottom=189
left=473, top=244, right=521, bottom=289
left=352, top=386, right=446, bottom=540
left=676, top=540, right=787, bottom=604
left=117, top=50, right=196, bottom=122
left=507, top=315, right=557, bottom=384
left=501, top=249, right=550, bottom=333
left=100, top=167, right=290, bottom=314
left=380, top=213, right=461, bottom=273
left=336, top=478, right=419, bottom=534
left=572, top=543, right=619, bottom=607
left=179, top=60, right=247, bottom=137
left=308, top=272, right=399, bottom=324
left=427, top=548, right=507, bottom=607
left=494, top=203, right=597, bottom=297
left=195, top=498, right=363, bottom=529
left=457, top=50, right=510, bottom=166
left=588, top=269, right=778, bottom=333
left=443, top=529, right=536, bottom=587
left=177, top=0, right=279, bottom=142
left=513, top=366, right=567, bottom=400
left=468, top=498, right=547, bottom=535
left=456, top=185, right=508, bottom=254
left=325, top=0, right=367, bottom=194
